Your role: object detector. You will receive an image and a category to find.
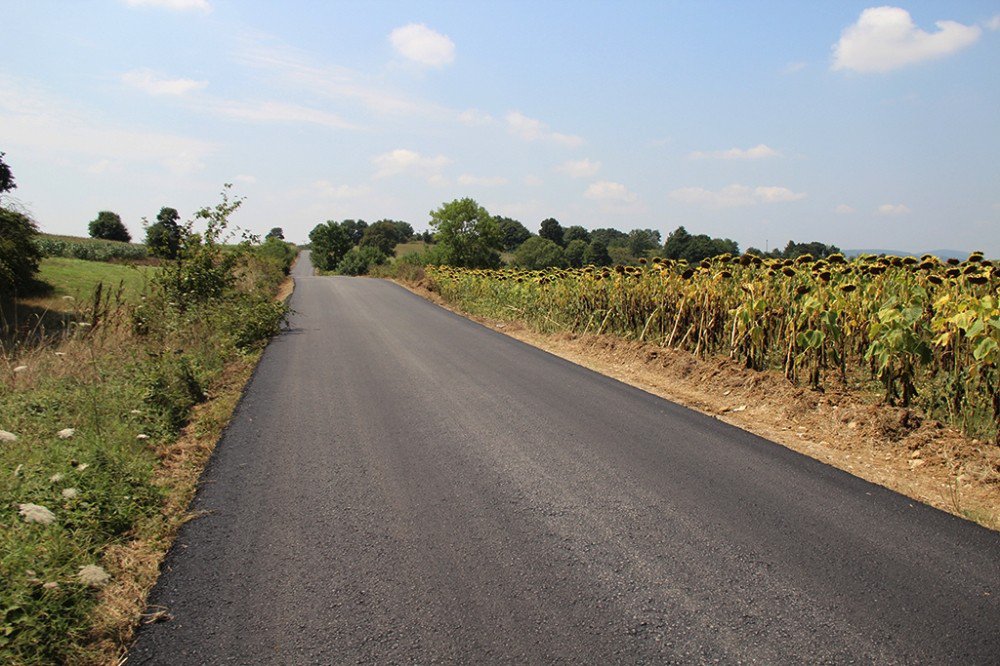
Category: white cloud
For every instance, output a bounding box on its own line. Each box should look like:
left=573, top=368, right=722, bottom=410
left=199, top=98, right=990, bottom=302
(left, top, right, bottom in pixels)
left=457, top=174, right=508, bottom=187
left=207, top=100, right=357, bottom=130
left=877, top=203, right=911, bottom=215
left=389, top=24, right=455, bottom=67
left=669, top=184, right=806, bottom=208
left=835, top=204, right=856, bottom=214
left=122, top=69, right=207, bottom=96
left=584, top=181, right=637, bottom=203
left=371, top=148, right=450, bottom=180
left=0, top=73, right=214, bottom=175
left=313, top=180, right=370, bottom=198
left=556, top=158, right=601, bottom=178
left=987, top=15, right=1000, bottom=31
left=505, top=111, right=583, bottom=147
left=123, top=0, right=211, bottom=11
left=457, top=109, right=494, bottom=126
left=688, top=144, right=779, bottom=160
left=782, top=61, right=808, bottom=75
left=832, top=7, right=982, bottom=73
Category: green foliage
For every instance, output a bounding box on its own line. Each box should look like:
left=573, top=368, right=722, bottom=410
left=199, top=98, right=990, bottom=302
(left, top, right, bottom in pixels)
left=34, top=235, right=148, bottom=263
left=339, top=219, right=368, bottom=244
left=496, top=216, right=531, bottom=251
left=336, top=245, right=387, bottom=276
left=88, top=211, right=131, bottom=243
left=308, top=221, right=352, bottom=271
left=145, top=207, right=181, bottom=260
left=563, top=225, right=590, bottom=245
left=590, top=227, right=628, bottom=248
left=143, top=352, right=206, bottom=434
left=564, top=239, right=588, bottom=268
left=428, top=198, right=502, bottom=268
left=583, top=240, right=612, bottom=267
left=0, top=208, right=42, bottom=295
left=360, top=220, right=403, bottom=255
left=265, top=227, right=284, bottom=240
left=663, top=226, right=739, bottom=262
left=0, top=151, right=16, bottom=199
left=254, top=237, right=297, bottom=275
left=627, top=228, right=661, bottom=257
left=539, top=217, right=565, bottom=247
left=514, top=236, right=566, bottom=270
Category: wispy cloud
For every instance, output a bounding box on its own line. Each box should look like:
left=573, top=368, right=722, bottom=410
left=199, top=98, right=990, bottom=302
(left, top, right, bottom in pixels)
left=877, top=203, right=911, bottom=215
left=688, top=144, right=779, bottom=160
left=371, top=148, right=450, bottom=180
left=556, top=158, right=601, bottom=178
left=506, top=111, right=583, bottom=147
left=389, top=24, right=455, bottom=67
left=457, top=174, right=508, bottom=187
left=205, top=100, right=358, bottom=129
left=670, top=184, right=805, bottom=208
left=122, top=68, right=207, bottom=96
left=584, top=181, right=637, bottom=203
left=782, top=61, right=808, bottom=75
left=123, top=0, right=211, bottom=12
left=835, top=204, right=856, bottom=214
left=0, top=73, right=214, bottom=175
left=457, top=109, right=494, bottom=126
left=832, top=7, right=981, bottom=73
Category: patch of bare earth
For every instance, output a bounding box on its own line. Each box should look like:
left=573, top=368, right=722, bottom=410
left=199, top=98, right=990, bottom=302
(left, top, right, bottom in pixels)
left=398, top=280, right=1000, bottom=531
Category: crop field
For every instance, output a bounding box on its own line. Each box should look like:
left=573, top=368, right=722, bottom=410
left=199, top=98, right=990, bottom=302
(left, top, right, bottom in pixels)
left=427, top=252, right=999, bottom=442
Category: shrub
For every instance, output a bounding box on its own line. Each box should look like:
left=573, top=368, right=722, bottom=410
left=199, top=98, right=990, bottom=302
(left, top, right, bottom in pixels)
left=337, top=246, right=387, bottom=276
left=143, top=353, right=206, bottom=434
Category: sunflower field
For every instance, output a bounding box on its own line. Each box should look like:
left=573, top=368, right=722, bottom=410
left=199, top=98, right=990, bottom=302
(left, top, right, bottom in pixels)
left=426, top=252, right=999, bottom=442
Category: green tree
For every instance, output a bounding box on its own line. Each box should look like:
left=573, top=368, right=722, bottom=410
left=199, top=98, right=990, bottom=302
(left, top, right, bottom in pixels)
left=539, top=217, right=565, bottom=247
left=339, top=219, right=368, bottom=244
left=88, top=210, right=132, bottom=242
left=0, top=208, right=41, bottom=295
left=0, top=151, right=15, bottom=202
left=265, top=227, right=284, bottom=240
left=663, top=225, right=738, bottom=262
left=360, top=220, right=403, bottom=255
left=495, top=216, right=531, bottom=251
left=386, top=220, right=414, bottom=242
left=514, top=236, right=566, bottom=269
left=308, top=221, right=352, bottom=271
left=564, top=238, right=588, bottom=268
left=583, top=239, right=612, bottom=266
left=336, top=245, right=387, bottom=276
left=590, top=227, right=628, bottom=248
left=627, top=228, right=661, bottom=257
left=428, top=198, right=502, bottom=268
left=146, top=207, right=182, bottom=259
left=563, top=225, right=590, bottom=245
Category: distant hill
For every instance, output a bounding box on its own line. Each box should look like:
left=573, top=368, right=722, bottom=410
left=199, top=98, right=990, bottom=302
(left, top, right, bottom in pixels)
left=844, top=248, right=971, bottom=261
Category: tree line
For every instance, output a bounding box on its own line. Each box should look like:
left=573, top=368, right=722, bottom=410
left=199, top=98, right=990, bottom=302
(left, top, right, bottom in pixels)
left=308, top=197, right=841, bottom=275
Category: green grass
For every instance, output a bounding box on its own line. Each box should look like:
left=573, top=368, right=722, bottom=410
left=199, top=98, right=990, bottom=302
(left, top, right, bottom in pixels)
left=36, top=258, right=158, bottom=308
left=394, top=240, right=428, bottom=258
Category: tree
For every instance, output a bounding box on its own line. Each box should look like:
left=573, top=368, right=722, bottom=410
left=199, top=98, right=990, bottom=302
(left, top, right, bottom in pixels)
left=0, top=152, right=15, bottom=202
left=429, top=198, right=502, bottom=268
left=583, top=239, right=612, bottom=266
left=775, top=240, right=841, bottom=259
left=590, top=227, right=628, bottom=248
left=627, top=228, right=661, bottom=257
left=88, top=210, right=131, bottom=242
left=146, top=207, right=182, bottom=259
left=663, top=226, right=738, bottom=262
left=308, top=221, right=352, bottom=271
left=563, top=225, right=590, bottom=245
left=339, top=219, right=368, bottom=244
left=265, top=227, right=284, bottom=240
left=0, top=208, right=41, bottom=295
left=539, top=218, right=565, bottom=247
left=495, top=216, right=531, bottom=251
left=564, top=238, right=588, bottom=268
left=386, top=220, right=414, bottom=242
left=360, top=220, right=402, bottom=256
left=514, top=236, right=565, bottom=269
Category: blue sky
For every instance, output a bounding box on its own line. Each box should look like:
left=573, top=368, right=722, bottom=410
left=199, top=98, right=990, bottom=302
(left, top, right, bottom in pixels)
left=2, top=1, right=998, bottom=254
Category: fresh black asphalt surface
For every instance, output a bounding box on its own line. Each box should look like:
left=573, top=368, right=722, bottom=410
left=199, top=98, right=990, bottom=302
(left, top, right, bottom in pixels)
left=129, top=251, right=999, bottom=664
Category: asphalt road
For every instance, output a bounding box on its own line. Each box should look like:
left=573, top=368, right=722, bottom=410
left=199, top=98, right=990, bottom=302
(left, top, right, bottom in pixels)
left=129, top=251, right=999, bottom=664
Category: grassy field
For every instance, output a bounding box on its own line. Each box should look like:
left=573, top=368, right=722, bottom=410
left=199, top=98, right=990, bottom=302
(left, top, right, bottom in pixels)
left=394, top=240, right=428, bottom=257
left=34, top=258, right=158, bottom=308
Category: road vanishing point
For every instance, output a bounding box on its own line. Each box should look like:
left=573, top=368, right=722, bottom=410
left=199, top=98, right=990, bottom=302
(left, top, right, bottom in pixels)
left=129, top=251, right=999, bottom=664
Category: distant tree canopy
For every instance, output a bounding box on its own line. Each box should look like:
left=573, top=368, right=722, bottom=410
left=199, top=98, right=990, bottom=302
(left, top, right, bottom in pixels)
left=564, top=239, right=588, bottom=268
left=308, top=221, right=353, bottom=271
left=583, top=239, right=612, bottom=267
left=749, top=240, right=841, bottom=259
left=627, top=228, right=661, bottom=257
left=340, top=219, right=368, bottom=244
left=89, top=210, right=131, bottom=242
left=265, top=227, right=284, bottom=240
left=662, top=226, right=739, bottom=263
left=590, top=227, right=628, bottom=249
left=514, top=236, right=565, bottom=270
left=360, top=220, right=404, bottom=255
left=0, top=208, right=41, bottom=295
left=429, top=198, right=502, bottom=268
left=563, top=225, right=590, bottom=245
left=539, top=218, right=565, bottom=247
left=495, top=216, right=531, bottom=251
left=145, top=207, right=182, bottom=259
